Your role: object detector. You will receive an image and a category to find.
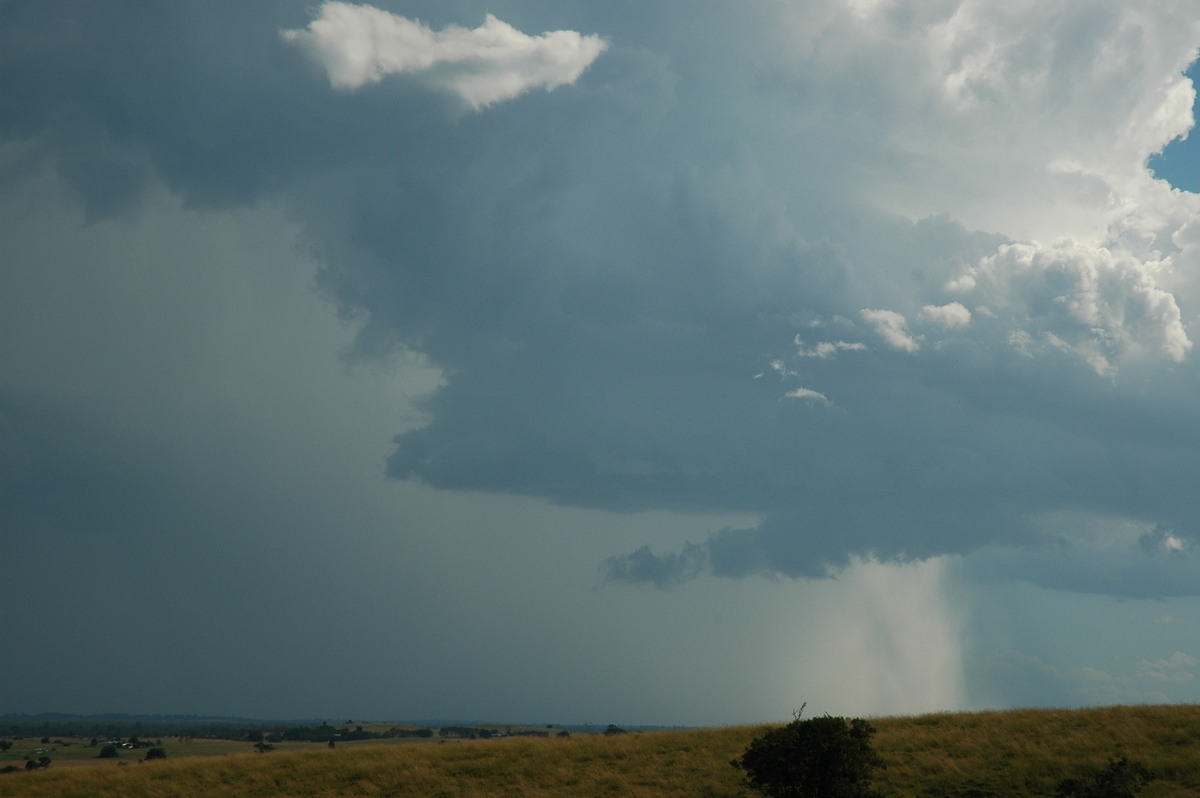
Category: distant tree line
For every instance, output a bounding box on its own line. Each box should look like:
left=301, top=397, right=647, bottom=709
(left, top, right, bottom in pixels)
left=436, top=726, right=554, bottom=740
left=238, top=723, right=434, bottom=743
left=0, top=715, right=434, bottom=743
left=438, top=726, right=491, bottom=739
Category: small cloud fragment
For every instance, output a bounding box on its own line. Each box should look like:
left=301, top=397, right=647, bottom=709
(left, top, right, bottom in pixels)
left=1140, top=526, right=1188, bottom=556
left=861, top=308, right=920, bottom=352
left=785, top=387, right=832, bottom=406
left=794, top=338, right=868, bottom=359
left=600, top=544, right=707, bottom=589
left=919, top=301, right=971, bottom=329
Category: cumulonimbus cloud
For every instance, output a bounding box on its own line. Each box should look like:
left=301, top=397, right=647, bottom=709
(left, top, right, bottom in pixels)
left=281, top=2, right=608, bottom=109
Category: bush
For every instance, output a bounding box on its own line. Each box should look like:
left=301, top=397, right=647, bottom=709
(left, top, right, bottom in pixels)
left=735, top=714, right=885, bottom=798
left=1056, top=757, right=1154, bottom=798
left=97, top=743, right=119, bottom=759
left=145, top=747, right=167, bottom=760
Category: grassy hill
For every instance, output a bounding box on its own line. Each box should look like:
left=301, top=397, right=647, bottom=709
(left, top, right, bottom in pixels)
left=3, top=704, right=1200, bottom=797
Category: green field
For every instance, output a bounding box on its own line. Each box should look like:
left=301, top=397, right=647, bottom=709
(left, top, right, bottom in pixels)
left=3, top=705, right=1200, bottom=796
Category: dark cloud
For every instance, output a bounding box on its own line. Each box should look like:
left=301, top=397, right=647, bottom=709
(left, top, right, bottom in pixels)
left=4, top=0, right=1200, bottom=605
left=964, top=533, right=1200, bottom=601
left=600, top=543, right=707, bottom=589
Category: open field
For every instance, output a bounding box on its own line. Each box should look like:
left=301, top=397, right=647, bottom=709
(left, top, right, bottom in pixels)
left=3, top=705, right=1200, bottom=796
left=0, top=735, right=437, bottom=769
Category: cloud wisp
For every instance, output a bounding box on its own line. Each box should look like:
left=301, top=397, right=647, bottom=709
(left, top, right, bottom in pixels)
left=282, top=3, right=607, bottom=109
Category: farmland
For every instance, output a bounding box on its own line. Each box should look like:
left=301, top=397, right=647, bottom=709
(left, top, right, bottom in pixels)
left=3, top=705, right=1200, bottom=796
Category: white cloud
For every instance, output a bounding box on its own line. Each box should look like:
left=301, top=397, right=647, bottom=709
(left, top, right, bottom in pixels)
left=1138, top=651, right=1198, bottom=684
left=785, top=387, right=831, bottom=405
left=861, top=308, right=920, bottom=352
left=951, top=240, right=1191, bottom=373
left=794, top=338, right=868, bottom=359
left=919, top=302, right=971, bottom=329
left=282, top=3, right=607, bottom=109
left=769, top=1, right=1200, bottom=249
left=770, top=358, right=798, bottom=377
left=944, top=274, right=976, bottom=293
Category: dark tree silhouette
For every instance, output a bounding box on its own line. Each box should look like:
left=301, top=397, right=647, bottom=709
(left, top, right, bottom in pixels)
left=735, top=714, right=885, bottom=798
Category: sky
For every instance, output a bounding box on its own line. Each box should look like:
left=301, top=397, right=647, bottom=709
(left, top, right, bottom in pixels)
left=4, top=1, right=1200, bottom=728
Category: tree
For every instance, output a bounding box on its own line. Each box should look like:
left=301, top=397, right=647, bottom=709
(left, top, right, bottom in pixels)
left=97, top=743, right=119, bottom=759
left=734, top=714, right=885, bottom=798
left=1056, top=757, right=1154, bottom=798
left=145, top=748, right=167, bottom=760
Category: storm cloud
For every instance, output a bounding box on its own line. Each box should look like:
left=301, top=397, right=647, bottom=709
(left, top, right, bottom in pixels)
left=5, top=0, right=1200, bottom=722
left=6, top=0, right=1200, bottom=591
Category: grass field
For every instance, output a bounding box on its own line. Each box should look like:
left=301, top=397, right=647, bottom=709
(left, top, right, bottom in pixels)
left=3, top=705, right=1200, bottom=796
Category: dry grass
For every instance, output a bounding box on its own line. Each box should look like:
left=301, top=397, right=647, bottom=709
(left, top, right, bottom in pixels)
left=0, top=727, right=757, bottom=798
left=870, top=704, right=1200, bottom=797
left=4, top=705, right=1200, bottom=797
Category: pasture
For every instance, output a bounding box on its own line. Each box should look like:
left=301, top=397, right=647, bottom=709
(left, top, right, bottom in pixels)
left=2, top=705, right=1200, bottom=796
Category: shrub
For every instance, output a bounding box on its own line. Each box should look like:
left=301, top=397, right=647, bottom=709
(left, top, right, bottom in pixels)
left=1056, top=757, right=1154, bottom=798
left=735, top=714, right=885, bottom=798
left=145, top=747, right=167, bottom=760
left=97, top=743, right=119, bottom=759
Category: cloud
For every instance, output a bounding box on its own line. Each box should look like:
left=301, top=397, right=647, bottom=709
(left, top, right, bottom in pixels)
left=600, top=543, right=706, bottom=589
left=1139, top=651, right=1199, bottom=684
left=801, top=0, right=1200, bottom=242
left=969, top=650, right=1198, bottom=707
left=945, top=240, right=1192, bottom=375
left=1140, top=525, right=1188, bottom=556
left=784, top=387, right=832, bottom=405
left=7, top=0, right=1200, bottom=607
left=794, top=338, right=868, bottom=359
left=962, top=513, right=1200, bottom=600
left=919, top=302, right=971, bottom=329
left=281, top=3, right=607, bottom=108
left=861, top=308, right=921, bottom=352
